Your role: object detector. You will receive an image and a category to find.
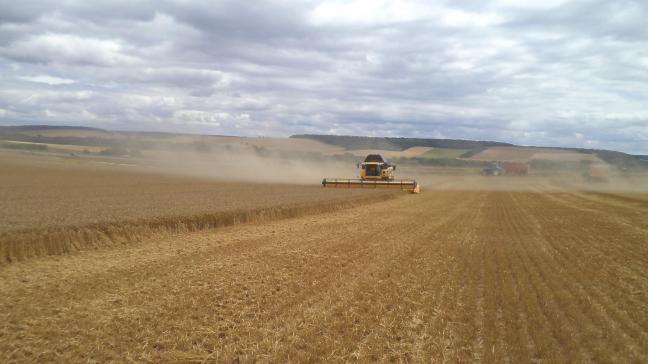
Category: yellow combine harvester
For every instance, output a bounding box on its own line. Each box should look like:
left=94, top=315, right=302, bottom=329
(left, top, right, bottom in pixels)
left=322, top=154, right=420, bottom=193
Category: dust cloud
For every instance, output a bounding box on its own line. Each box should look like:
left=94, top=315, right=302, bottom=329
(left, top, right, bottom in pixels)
left=19, top=133, right=641, bottom=194
left=133, top=142, right=648, bottom=194
left=139, top=144, right=360, bottom=185
left=398, top=165, right=648, bottom=194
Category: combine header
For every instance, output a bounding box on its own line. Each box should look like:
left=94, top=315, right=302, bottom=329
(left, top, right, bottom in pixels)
left=322, top=154, right=420, bottom=193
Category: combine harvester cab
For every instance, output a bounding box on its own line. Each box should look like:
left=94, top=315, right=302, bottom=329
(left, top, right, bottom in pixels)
left=322, top=154, right=420, bottom=193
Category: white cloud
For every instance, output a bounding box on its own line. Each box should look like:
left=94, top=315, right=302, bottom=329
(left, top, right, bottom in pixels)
left=309, top=0, right=429, bottom=26
left=19, top=74, right=75, bottom=85
left=496, top=0, right=570, bottom=10
left=440, top=9, right=502, bottom=28
left=1, top=33, right=138, bottom=66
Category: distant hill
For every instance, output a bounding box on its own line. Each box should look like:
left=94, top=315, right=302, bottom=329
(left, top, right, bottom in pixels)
left=1, top=125, right=645, bottom=169
left=290, top=134, right=512, bottom=151
left=582, top=149, right=648, bottom=168
left=0, top=125, right=108, bottom=133
left=291, top=134, right=648, bottom=169
left=0, top=125, right=121, bottom=147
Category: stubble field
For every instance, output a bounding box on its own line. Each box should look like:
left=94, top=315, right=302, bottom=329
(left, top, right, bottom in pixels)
left=0, top=152, right=647, bottom=363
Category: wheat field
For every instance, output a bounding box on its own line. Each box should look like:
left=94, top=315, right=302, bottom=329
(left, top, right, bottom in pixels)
left=0, top=158, right=646, bottom=362
left=0, top=153, right=392, bottom=264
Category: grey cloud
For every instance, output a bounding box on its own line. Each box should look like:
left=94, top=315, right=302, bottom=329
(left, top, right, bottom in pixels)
left=503, top=0, right=648, bottom=41
left=164, top=0, right=313, bottom=39
left=0, top=0, right=647, bottom=153
left=0, top=0, right=157, bottom=24
left=0, top=0, right=58, bottom=23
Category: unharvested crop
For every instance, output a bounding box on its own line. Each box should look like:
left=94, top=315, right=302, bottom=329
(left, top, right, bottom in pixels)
left=0, top=153, right=392, bottom=263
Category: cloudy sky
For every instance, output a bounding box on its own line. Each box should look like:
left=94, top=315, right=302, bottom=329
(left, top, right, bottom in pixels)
left=1, top=0, right=647, bottom=153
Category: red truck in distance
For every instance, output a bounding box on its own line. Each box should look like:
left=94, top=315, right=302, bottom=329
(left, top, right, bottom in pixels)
left=501, top=162, right=529, bottom=175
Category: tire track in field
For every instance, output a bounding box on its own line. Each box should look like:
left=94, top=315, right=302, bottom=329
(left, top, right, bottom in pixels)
left=544, top=189, right=648, bottom=227
left=256, top=191, right=486, bottom=363
left=477, top=192, right=569, bottom=362
left=1, top=192, right=476, bottom=363
left=472, top=190, right=646, bottom=362
left=483, top=193, right=536, bottom=362
left=420, top=192, right=486, bottom=363
left=0, top=196, right=410, bottom=322
left=511, top=192, right=647, bottom=361
left=537, top=192, right=648, bottom=269
left=175, top=190, right=482, bottom=362
left=581, top=191, right=648, bottom=206
left=0, top=209, right=404, bottom=362
left=512, top=190, right=644, bottom=361
left=513, top=192, right=638, bottom=356
left=1, top=187, right=646, bottom=363
left=524, top=191, right=648, bottom=288
left=506, top=192, right=600, bottom=362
